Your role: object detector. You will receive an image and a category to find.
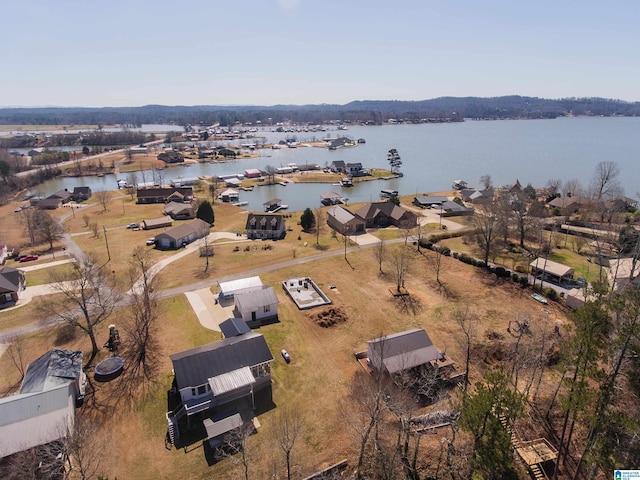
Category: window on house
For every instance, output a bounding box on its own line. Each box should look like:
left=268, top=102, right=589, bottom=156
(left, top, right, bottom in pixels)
left=191, top=388, right=196, bottom=397
left=263, top=305, right=270, bottom=313
left=197, top=385, right=206, bottom=395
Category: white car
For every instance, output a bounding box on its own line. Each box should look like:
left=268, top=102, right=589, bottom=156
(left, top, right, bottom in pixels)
left=146, top=238, right=155, bottom=246
left=281, top=349, right=291, bottom=363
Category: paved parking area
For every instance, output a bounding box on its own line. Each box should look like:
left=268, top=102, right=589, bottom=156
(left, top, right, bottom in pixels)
left=184, top=288, right=235, bottom=332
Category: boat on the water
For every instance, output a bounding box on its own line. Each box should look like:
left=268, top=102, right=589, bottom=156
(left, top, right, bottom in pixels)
left=380, top=189, right=399, bottom=198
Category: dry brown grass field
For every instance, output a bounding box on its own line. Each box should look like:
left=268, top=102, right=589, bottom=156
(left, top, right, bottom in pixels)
left=0, top=242, right=568, bottom=479
left=0, top=187, right=576, bottom=479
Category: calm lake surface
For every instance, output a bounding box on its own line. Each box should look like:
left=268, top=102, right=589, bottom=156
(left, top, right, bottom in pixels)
left=39, top=117, right=640, bottom=213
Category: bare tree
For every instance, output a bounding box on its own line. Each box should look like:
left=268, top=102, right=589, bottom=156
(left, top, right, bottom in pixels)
left=264, top=164, right=276, bottom=185
left=122, top=247, right=159, bottom=384
left=273, top=407, right=303, bottom=480
left=94, top=190, right=110, bottom=211
left=389, top=245, right=411, bottom=292
left=198, top=225, right=214, bottom=274
left=34, top=210, right=64, bottom=252
left=63, top=414, right=108, bottom=480
left=42, top=254, right=121, bottom=368
left=19, top=208, right=38, bottom=244
left=82, top=214, right=90, bottom=228
left=590, top=160, right=621, bottom=201
left=3, top=334, right=28, bottom=393
left=314, top=207, right=324, bottom=246
left=471, top=201, right=500, bottom=266
left=451, top=305, right=478, bottom=393
left=374, top=240, right=386, bottom=275
left=218, top=422, right=256, bottom=480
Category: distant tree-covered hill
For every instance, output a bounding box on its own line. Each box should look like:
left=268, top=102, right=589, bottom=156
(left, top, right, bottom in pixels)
left=0, top=96, right=637, bottom=127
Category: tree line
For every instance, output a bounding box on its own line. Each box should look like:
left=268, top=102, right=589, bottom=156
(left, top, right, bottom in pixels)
left=0, top=96, right=639, bottom=127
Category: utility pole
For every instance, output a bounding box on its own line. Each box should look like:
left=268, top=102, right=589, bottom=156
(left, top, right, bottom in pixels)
left=103, top=226, right=111, bottom=262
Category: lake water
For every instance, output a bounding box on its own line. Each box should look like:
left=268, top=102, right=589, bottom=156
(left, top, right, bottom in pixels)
left=37, top=117, right=640, bottom=212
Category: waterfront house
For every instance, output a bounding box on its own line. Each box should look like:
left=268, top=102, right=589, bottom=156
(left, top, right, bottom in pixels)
left=37, top=189, right=73, bottom=209
left=157, top=150, right=184, bottom=163
left=219, top=188, right=240, bottom=202
left=326, top=205, right=366, bottom=235
left=345, top=162, right=364, bottom=177
left=136, top=187, right=193, bottom=204
left=354, top=201, right=418, bottom=229
left=330, top=160, right=346, bottom=173
left=245, top=213, right=286, bottom=240
left=71, top=186, right=92, bottom=202
left=413, top=195, right=448, bottom=208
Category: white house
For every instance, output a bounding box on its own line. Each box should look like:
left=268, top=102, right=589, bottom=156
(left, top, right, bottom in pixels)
left=233, top=285, right=279, bottom=327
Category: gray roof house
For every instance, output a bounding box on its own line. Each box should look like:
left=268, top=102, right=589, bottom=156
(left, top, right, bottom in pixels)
left=326, top=205, right=366, bottom=235
left=413, top=196, right=448, bottom=208
left=0, top=266, right=26, bottom=308
left=233, top=285, right=279, bottom=327
left=166, top=332, right=273, bottom=446
left=439, top=200, right=474, bottom=217
left=245, top=213, right=286, bottom=240
left=155, top=218, right=210, bottom=249
left=354, top=201, right=418, bottom=229
left=163, top=202, right=195, bottom=220
left=0, top=350, right=85, bottom=458
left=367, top=329, right=442, bottom=375
left=71, top=186, right=92, bottom=202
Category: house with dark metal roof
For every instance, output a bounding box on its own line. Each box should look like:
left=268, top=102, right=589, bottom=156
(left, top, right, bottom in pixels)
left=0, top=349, right=85, bottom=459
left=413, top=195, right=448, bottom=208
left=354, top=201, right=418, bottom=229
left=71, top=186, right=92, bottom=202
left=0, top=266, right=26, bottom=308
left=233, top=285, right=279, bottom=327
left=367, top=329, right=442, bottom=375
left=37, top=189, right=73, bottom=209
left=330, top=160, right=346, bottom=173
left=155, top=218, right=210, bottom=249
left=136, top=187, right=194, bottom=204
left=326, top=205, right=366, bottom=235
left=439, top=200, right=474, bottom=217
left=165, top=332, right=273, bottom=446
left=245, top=213, right=286, bottom=240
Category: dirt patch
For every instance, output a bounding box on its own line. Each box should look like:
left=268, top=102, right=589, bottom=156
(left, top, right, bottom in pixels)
left=309, top=306, right=348, bottom=328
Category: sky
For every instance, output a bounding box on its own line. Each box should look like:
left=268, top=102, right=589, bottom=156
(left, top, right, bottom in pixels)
left=2, top=0, right=639, bottom=107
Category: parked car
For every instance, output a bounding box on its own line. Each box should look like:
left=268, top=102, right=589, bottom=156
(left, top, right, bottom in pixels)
left=146, top=237, right=156, bottom=246
left=126, top=223, right=140, bottom=229
left=281, top=349, right=291, bottom=363
left=19, top=254, right=39, bottom=262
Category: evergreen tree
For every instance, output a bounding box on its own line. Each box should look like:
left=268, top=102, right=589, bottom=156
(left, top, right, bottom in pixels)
left=197, top=200, right=214, bottom=225
left=300, top=208, right=315, bottom=232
